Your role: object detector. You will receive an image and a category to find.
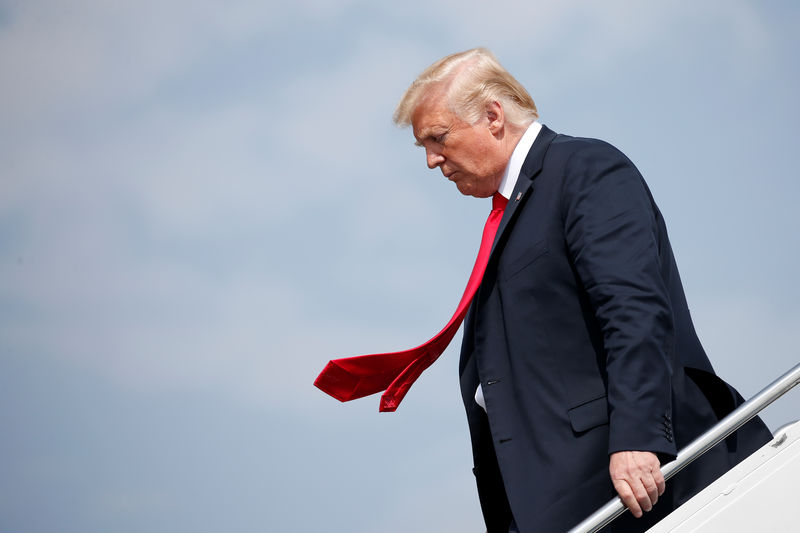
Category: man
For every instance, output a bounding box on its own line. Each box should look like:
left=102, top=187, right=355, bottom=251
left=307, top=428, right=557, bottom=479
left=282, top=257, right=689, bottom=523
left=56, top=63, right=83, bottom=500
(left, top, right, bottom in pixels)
left=392, top=48, right=772, bottom=532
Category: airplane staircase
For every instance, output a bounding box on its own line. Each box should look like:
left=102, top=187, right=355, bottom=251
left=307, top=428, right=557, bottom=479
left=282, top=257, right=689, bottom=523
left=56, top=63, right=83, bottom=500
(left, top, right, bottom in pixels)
left=568, top=363, right=800, bottom=533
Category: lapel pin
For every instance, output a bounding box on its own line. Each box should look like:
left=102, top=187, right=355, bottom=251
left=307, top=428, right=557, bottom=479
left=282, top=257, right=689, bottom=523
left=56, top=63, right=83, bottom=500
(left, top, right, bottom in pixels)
left=515, top=192, right=522, bottom=202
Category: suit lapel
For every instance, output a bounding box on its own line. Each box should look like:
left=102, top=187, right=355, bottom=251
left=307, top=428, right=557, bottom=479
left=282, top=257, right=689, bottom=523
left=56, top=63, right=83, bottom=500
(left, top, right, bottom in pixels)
left=489, top=125, right=557, bottom=256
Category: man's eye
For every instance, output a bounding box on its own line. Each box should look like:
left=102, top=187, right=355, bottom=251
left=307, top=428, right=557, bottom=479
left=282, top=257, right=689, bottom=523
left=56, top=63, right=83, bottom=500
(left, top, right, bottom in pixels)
left=434, top=134, right=447, bottom=144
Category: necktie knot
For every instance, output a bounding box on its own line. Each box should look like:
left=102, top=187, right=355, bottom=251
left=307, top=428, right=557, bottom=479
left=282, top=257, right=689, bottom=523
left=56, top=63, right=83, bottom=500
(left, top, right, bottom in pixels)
left=492, top=192, right=509, bottom=211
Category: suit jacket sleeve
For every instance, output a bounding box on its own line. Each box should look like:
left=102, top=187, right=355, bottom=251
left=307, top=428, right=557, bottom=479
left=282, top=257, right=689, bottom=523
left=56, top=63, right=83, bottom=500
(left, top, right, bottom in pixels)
left=560, top=140, right=677, bottom=458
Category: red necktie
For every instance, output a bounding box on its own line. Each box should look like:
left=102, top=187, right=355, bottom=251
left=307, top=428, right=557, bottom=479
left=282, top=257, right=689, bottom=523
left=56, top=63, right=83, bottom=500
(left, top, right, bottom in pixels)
left=314, top=193, right=509, bottom=412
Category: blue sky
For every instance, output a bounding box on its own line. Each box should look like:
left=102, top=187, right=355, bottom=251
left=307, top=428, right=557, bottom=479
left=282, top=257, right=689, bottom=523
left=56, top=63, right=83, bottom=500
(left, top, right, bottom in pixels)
left=1, top=1, right=798, bottom=532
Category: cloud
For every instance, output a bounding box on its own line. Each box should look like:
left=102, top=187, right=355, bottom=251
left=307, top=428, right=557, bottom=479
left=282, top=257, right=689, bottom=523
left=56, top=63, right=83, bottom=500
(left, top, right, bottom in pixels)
left=0, top=0, right=303, bottom=122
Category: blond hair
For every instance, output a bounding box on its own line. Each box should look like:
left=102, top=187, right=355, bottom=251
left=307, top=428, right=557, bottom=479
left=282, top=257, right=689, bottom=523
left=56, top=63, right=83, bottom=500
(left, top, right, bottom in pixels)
left=393, top=48, right=538, bottom=128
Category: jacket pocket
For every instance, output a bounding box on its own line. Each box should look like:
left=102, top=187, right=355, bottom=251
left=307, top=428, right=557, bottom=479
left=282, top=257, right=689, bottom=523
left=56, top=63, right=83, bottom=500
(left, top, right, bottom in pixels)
left=567, top=395, right=609, bottom=433
left=501, top=240, right=549, bottom=281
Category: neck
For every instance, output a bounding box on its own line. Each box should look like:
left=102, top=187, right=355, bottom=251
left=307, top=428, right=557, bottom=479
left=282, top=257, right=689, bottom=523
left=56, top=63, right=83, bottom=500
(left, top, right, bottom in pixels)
left=501, top=123, right=527, bottom=160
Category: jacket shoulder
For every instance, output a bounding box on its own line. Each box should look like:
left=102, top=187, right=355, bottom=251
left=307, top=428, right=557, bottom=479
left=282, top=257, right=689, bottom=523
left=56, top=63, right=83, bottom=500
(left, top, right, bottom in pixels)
left=548, top=131, right=629, bottom=161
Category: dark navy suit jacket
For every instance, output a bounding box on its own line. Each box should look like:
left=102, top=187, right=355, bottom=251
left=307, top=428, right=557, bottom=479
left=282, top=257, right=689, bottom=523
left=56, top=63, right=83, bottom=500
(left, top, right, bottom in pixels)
left=459, top=126, right=772, bottom=533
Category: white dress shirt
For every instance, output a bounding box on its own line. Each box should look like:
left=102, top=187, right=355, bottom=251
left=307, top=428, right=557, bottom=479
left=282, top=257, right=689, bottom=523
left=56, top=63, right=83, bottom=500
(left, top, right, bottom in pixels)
left=475, top=120, right=542, bottom=411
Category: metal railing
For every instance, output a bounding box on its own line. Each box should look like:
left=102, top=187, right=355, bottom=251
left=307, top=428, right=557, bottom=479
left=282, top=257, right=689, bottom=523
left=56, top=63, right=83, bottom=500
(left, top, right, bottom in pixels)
left=567, top=362, right=800, bottom=533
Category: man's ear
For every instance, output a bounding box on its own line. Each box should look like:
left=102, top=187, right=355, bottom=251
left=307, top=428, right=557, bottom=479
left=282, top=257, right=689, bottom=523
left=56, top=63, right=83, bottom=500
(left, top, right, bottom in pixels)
left=486, top=100, right=505, bottom=137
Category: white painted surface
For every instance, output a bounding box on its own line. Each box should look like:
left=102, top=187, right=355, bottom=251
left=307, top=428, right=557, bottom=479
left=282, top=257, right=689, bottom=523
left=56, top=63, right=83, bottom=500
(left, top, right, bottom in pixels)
left=647, top=420, right=800, bottom=532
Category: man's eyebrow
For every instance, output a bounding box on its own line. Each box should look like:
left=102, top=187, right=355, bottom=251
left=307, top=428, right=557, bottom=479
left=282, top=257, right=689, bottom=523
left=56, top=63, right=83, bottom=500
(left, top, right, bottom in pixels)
left=413, top=129, right=430, bottom=147
left=413, top=127, right=446, bottom=147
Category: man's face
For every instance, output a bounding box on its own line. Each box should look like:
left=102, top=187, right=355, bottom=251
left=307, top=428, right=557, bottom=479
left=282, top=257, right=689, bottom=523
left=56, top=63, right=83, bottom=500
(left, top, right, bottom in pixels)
left=411, top=91, right=508, bottom=198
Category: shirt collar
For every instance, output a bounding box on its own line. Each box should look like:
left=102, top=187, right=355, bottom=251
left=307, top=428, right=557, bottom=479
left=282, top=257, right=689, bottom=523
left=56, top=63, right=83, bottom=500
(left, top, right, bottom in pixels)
left=497, top=121, right=542, bottom=200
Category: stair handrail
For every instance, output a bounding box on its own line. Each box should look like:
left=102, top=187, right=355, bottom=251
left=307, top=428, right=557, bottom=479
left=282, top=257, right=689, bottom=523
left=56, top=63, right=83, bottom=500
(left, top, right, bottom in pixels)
left=567, top=362, right=800, bottom=533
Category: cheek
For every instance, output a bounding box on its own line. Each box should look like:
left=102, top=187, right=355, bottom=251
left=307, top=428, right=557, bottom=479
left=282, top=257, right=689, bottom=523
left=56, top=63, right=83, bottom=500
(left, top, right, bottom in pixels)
left=472, top=147, right=497, bottom=175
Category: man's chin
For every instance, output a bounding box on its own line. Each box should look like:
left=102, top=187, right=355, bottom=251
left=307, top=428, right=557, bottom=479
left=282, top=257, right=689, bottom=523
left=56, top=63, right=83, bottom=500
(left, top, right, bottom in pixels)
left=460, top=186, right=494, bottom=199
left=454, top=182, right=491, bottom=198
left=452, top=178, right=498, bottom=198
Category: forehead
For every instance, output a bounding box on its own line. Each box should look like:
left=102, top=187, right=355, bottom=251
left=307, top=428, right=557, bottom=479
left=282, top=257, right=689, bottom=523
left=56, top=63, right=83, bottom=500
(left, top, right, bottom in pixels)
left=411, top=91, right=459, bottom=139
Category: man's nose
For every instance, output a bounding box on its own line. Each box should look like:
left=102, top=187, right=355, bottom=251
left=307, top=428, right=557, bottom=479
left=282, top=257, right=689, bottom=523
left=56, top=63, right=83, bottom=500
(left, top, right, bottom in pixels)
left=426, top=149, right=444, bottom=169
